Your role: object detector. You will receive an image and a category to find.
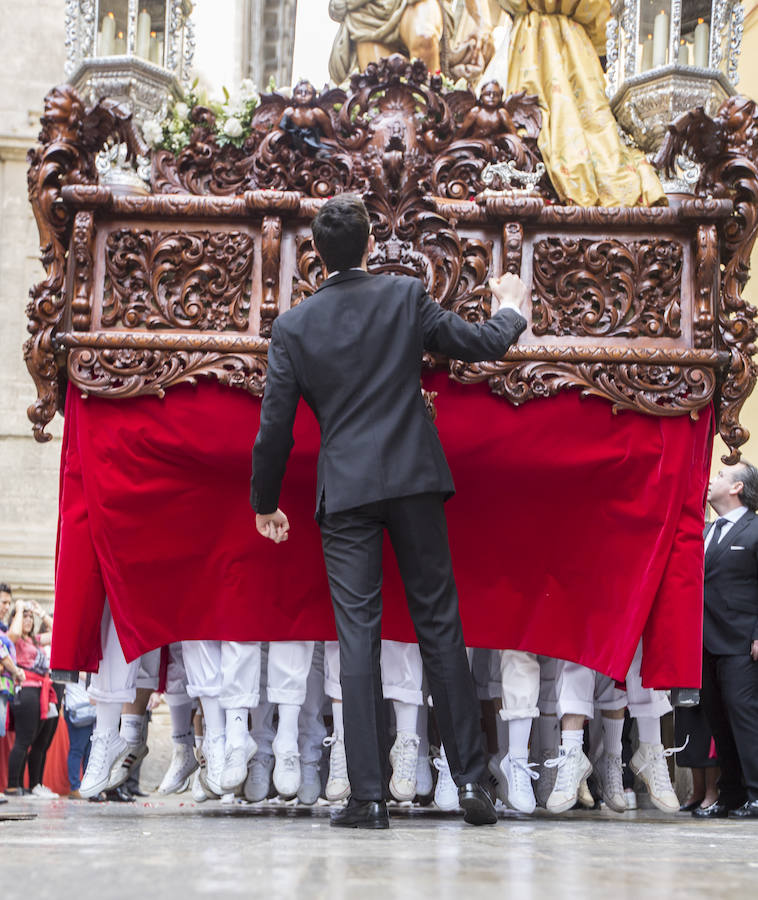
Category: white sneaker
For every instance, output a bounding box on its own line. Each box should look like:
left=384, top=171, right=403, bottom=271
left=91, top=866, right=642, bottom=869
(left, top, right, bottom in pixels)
left=80, top=732, right=130, bottom=799
left=544, top=746, right=592, bottom=813
left=596, top=752, right=627, bottom=813
left=158, top=743, right=198, bottom=795
left=244, top=753, right=274, bottom=802
left=30, top=784, right=59, bottom=800
left=297, top=761, right=322, bottom=805
left=577, top=777, right=595, bottom=808
left=500, top=754, right=538, bottom=814
left=415, top=752, right=434, bottom=799
left=323, top=734, right=351, bottom=801
left=221, top=733, right=257, bottom=793
left=199, top=732, right=225, bottom=797
left=273, top=746, right=301, bottom=798
left=433, top=748, right=459, bottom=812
left=535, top=750, right=557, bottom=808
left=389, top=731, right=419, bottom=801
left=107, top=741, right=149, bottom=791
left=629, top=742, right=680, bottom=813
left=191, top=769, right=208, bottom=803
left=624, top=788, right=638, bottom=810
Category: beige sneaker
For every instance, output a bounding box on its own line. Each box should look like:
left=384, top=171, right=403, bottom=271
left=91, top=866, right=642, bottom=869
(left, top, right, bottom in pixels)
left=389, top=732, right=419, bottom=801
left=323, top=734, right=350, bottom=801
left=629, top=742, right=679, bottom=813
left=545, top=746, right=592, bottom=813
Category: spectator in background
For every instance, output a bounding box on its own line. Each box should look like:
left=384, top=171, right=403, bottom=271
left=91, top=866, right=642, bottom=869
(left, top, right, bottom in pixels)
left=6, top=598, right=59, bottom=799
left=64, top=675, right=95, bottom=799
left=1, top=584, right=26, bottom=804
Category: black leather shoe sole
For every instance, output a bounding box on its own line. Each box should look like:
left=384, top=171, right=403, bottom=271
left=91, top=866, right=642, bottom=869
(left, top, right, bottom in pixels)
left=459, top=787, right=498, bottom=826
left=330, top=813, right=389, bottom=829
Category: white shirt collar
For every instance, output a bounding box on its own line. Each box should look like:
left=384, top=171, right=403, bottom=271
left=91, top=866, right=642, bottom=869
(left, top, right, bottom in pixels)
left=720, top=505, right=748, bottom=524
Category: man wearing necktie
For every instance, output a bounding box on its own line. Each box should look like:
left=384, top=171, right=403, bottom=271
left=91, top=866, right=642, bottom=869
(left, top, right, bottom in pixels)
left=694, top=462, right=758, bottom=819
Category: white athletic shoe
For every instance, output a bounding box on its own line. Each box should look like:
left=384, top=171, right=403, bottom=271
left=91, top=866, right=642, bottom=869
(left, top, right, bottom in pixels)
left=244, top=753, right=274, bottom=802
left=191, top=770, right=208, bottom=803
left=158, top=743, right=198, bottom=795
left=273, top=747, right=301, bottom=798
left=323, top=734, right=350, bottom=801
left=30, top=784, right=59, bottom=800
left=535, top=750, right=557, bottom=809
left=577, top=777, right=595, bottom=809
left=221, top=733, right=257, bottom=794
left=79, top=732, right=130, bottom=799
left=629, top=742, right=680, bottom=813
left=624, top=788, right=638, bottom=810
left=389, top=731, right=419, bottom=801
left=500, top=753, right=538, bottom=814
left=297, top=761, right=322, bottom=805
left=200, top=732, right=225, bottom=797
left=107, top=741, right=149, bottom=791
left=596, top=752, right=627, bottom=813
left=433, top=748, right=459, bottom=812
left=415, top=752, right=434, bottom=799
left=544, top=746, right=592, bottom=813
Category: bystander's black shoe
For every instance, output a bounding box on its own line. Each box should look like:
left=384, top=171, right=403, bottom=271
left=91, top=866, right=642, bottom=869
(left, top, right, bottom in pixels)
left=728, top=800, right=758, bottom=819
left=330, top=798, right=389, bottom=829
left=692, top=799, right=741, bottom=819
left=458, top=783, right=498, bottom=825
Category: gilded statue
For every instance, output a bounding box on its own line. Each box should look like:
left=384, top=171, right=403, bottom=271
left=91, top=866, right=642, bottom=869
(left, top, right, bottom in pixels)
left=328, top=0, right=498, bottom=85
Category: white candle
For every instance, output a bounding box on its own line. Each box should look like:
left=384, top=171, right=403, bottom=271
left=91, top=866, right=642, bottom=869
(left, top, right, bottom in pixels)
left=114, top=30, right=126, bottom=55
left=149, top=31, right=159, bottom=63
left=136, top=9, right=152, bottom=58
left=641, top=35, right=654, bottom=72
left=678, top=40, right=689, bottom=66
left=157, top=39, right=164, bottom=66
left=100, top=11, right=116, bottom=56
left=694, top=18, right=710, bottom=67
left=652, top=9, right=669, bottom=68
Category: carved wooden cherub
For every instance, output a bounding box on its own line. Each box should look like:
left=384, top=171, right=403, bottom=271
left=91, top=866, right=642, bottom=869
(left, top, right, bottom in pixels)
left=279, top=80, right=335, bottom=157
left=458, top=80, right=516, bottom=139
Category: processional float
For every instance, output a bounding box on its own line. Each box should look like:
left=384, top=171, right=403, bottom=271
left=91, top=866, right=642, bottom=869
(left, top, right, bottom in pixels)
left=26, top=1, right=758, bottom=688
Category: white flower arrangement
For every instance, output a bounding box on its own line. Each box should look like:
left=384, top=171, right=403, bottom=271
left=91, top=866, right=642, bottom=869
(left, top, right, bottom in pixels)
left=146, top=78, right=261, bottom=154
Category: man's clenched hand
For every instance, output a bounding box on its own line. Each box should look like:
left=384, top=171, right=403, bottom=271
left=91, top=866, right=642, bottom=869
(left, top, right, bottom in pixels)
left=256, top=509, right=290, bottom=543
left=489, top=272, right=529, bottom=317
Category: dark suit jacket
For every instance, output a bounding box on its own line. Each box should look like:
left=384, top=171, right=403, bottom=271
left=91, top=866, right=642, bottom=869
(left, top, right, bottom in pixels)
left=704, top=510, right=758, bottom=654
left=251, top=270, right=526, bottom=519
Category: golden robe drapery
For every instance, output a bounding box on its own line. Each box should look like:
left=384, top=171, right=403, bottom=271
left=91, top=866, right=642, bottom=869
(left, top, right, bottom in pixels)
left=501, top=0, right=665, bottom=207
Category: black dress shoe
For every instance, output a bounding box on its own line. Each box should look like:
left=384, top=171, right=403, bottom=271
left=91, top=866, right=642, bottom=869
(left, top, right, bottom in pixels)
left=330, top=798, right=389, bottom=829
left=692, top=800, right=737, bottom=819
left=728, top=800, right=758, bottom=819
left=128, top=787, right=148, bottom=798
left=679, top=798, right=705, bottom=812
left=458, top=783, right=498, bottom=825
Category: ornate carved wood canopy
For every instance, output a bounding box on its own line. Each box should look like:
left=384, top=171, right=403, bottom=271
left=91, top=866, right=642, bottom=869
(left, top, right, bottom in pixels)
left=25, top=56, right=758, bottom=461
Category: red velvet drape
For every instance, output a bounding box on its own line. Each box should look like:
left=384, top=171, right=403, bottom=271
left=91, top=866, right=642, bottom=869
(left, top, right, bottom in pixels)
left=51, top=372, right=712, bottom=688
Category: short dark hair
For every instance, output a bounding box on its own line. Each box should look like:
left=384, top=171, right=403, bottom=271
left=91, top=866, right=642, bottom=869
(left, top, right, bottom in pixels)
left=733, top=461, right=758, bottom=511
left=0, top=583, right=11, bottom=596
left=311, top=194, right=370, bottom=273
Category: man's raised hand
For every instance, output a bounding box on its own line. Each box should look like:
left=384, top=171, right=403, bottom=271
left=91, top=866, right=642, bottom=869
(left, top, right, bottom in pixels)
left=489, top=272, right=529, bottom=317
left=256, top=508, right=290, bottom=543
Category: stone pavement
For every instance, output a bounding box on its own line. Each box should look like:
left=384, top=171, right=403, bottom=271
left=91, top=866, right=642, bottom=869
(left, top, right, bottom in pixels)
left=1, top=796, right=756, bottom=899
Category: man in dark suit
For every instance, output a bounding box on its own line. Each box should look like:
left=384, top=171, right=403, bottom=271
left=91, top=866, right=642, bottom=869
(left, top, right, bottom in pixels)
left=693, top=461, right=758, bottom=819
left=251, top=194, right=527, bottom=828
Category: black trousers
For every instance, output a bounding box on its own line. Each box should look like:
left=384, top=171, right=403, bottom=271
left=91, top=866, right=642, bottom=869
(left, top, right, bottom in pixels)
left=7, top=685, right=46, bottom=789
left=320, top=492, right=486, bottom=801
left=700, top=647, right=758, bottom=804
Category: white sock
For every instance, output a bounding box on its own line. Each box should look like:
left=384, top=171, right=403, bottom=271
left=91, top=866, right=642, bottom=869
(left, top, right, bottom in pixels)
left=537, top=714, right=559, bottom=755
left=169, top=702, right=194, bottom=745
left=332, top=701, right=344, bottom=737
left=507, top=716, right=533, bottom=761
left=601, top=716, right=625, bottom=756
left=636, top=716, right=661, bottom=745
left=561, top=729, right=584, bottom=752
left=200, top=696, right=225, bottom=736
left=225, top=708, right=249, bottom=746
left=393, top=701, right=418, bottom=735
left=94, top=701, right=122, bottom=736
left=120, top=713, right=145, bottom=746
left=275, top=703, right=300, bottom=751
